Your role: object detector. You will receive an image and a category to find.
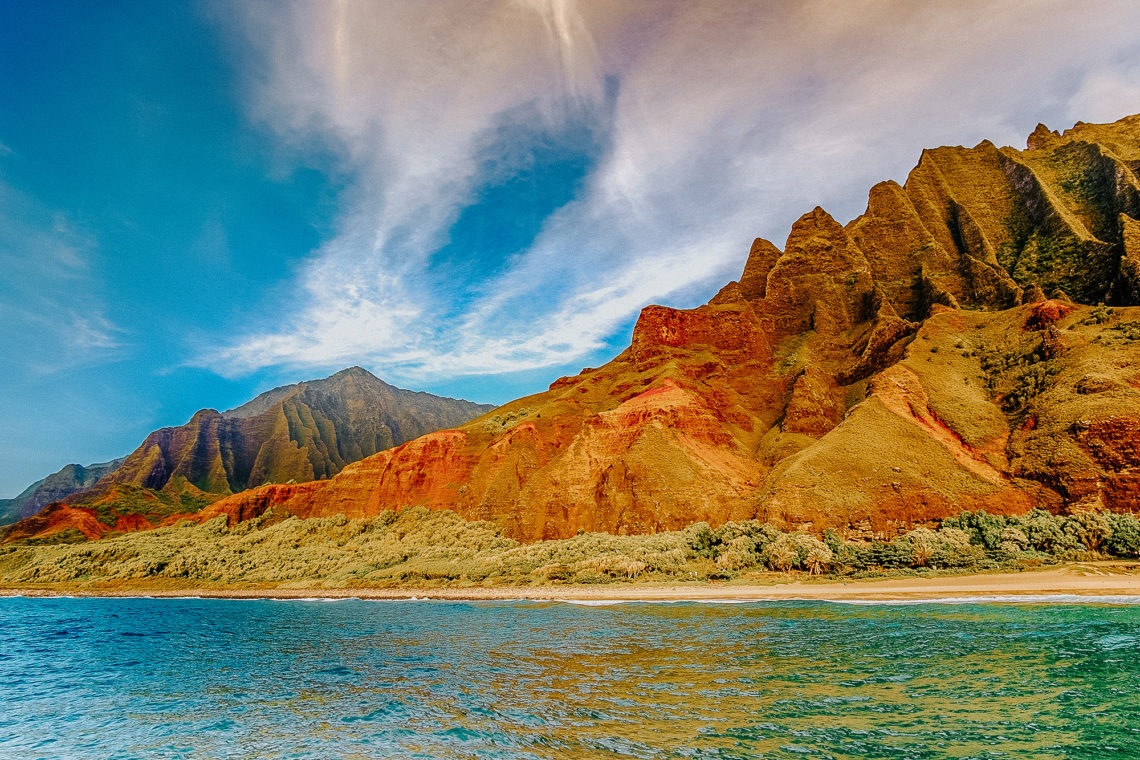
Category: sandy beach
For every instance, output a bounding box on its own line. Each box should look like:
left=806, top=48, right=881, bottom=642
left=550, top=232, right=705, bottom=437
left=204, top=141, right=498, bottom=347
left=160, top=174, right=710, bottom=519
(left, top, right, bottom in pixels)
left=3, top=562, right=1139, bottom=602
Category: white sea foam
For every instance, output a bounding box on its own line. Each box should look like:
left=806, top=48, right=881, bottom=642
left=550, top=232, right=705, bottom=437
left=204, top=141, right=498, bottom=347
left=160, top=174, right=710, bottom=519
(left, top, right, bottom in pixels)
left=555, top=598, right=768, bottom=606
left=549, top=594, right=1140, bottom=607
left=824, top=594, right=1140, bottom=606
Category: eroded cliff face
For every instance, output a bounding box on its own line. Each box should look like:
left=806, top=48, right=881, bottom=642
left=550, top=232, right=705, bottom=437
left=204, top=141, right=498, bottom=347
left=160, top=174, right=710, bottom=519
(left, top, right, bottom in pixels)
left=190, top=115, right=1140, bottom=541
left=14, top=115, right=1140, bottom=544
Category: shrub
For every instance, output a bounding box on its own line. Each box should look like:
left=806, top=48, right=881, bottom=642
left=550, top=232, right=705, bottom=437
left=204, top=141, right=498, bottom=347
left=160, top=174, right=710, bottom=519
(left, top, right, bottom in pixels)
left=573, top=555, right=647, bottom=579
left=762, top=533, right=832, bottom=574
left=1106, top=515, right=1140, bottom=557
left=1064, top=511, right=1113, bottom=551
left=999, top=527, right=1029, bottom=554
left=905, top=527, right=940, bottom=567
left=762, top=535, right=798, bottom=571
left=930, top=528, right=985, bottom=568
left=684, top=522, right=717, bottom=559
left=715, top=549, right=749, bottom=571
left=942, top=511, right=1007, bottom=549
left=802, top=541, right=833, bottom=575
left=1011, top=510, right=1074, bottom=553
left=864, top=539, right=914, bottom=568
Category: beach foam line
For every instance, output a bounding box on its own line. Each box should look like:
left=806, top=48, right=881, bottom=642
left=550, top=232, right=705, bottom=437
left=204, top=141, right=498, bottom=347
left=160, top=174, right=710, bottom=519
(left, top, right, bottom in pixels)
left=555, top=598, right=784, bottom=606
left=550, top=594, right=1140, bottom=607
left=826, top=594, right=1140, bottom=606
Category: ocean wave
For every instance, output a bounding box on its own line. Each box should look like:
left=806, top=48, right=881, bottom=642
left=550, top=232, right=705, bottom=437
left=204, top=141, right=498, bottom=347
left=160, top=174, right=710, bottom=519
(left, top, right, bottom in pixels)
left=824, top=594, right=1140, bottom=606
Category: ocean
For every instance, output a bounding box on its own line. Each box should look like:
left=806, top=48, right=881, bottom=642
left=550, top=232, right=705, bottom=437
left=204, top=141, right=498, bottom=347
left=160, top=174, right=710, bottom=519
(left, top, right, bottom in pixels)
left=1, top=596, right=1137, bottom=759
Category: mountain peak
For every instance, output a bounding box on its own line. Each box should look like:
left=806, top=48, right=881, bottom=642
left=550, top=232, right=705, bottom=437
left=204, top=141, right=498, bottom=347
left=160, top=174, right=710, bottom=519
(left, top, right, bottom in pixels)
left=2, top=368, right=495, bottom=539
left=1027, top=122, right=1060, bottom=150
left=330, top=366, right=377, bottom=380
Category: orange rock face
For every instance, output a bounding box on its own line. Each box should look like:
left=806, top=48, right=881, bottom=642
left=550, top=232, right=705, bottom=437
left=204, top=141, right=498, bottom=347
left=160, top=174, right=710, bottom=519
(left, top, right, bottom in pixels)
left=2, top=503, right=111, bottom=542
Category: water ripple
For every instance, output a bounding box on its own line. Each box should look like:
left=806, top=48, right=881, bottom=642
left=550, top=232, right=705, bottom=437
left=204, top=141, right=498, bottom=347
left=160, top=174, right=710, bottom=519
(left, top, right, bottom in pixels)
left=0, top=598, right=1137, bottom=759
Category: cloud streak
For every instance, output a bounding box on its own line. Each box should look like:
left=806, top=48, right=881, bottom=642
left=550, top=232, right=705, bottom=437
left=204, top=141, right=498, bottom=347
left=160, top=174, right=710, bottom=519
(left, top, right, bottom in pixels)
left=0, top=179, right=123, bottom=375
left=206, top=0, right=1140, bottom=389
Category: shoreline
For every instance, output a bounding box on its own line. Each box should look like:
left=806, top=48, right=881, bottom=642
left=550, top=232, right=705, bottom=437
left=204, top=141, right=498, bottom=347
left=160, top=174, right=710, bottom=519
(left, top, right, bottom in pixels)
left=3, top=563, right=1140, bottom=603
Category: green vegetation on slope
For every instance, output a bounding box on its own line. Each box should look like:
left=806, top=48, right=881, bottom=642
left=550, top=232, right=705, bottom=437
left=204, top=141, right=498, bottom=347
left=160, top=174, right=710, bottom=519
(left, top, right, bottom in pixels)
left=2, top=506, right=1138, bottom=589
left=88, top=483, right=216, bottom=527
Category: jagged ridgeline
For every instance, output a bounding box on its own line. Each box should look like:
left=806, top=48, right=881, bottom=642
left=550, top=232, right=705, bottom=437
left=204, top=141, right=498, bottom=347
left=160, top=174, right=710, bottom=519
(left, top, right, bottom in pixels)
left=2, top=368, right=494, bottom=541
left=848, top=119, right=1140, bottom=313
left=106, top=367, right=493, bottom=494
left=8, top=114, right=1140, bottom=546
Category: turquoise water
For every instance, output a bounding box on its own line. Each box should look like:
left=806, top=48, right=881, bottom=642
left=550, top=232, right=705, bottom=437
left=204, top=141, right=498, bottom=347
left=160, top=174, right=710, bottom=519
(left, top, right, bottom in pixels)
left=1, top=597, right=1138, bottom=759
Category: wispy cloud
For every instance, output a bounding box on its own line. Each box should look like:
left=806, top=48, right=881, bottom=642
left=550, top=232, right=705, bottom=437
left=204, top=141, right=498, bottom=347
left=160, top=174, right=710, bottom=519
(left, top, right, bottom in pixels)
left=206, top=0, right=1140, bottom=387
left=0, top=179, right=124, bottom=374
left=1067, top=61, right=1140, bottom=125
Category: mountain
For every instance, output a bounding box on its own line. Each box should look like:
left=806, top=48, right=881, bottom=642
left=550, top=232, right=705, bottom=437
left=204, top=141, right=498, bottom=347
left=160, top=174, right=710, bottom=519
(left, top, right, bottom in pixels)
left=95, top=367, right=494, bottom=495
left=2, top=368, right=494, bottom=541
left=188, top=114, right=1140, bottom=542
left=0, top=458, right=124, bottom=527
left=10, top=115, right=1140, bottom=545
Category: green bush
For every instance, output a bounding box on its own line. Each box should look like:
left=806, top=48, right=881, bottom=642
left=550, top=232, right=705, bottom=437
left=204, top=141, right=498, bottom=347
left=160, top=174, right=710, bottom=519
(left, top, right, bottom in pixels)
left=761, top=533, right=833, bottom=574
left=684, top=522, right=716, bottom=558
left=4, top=506, right=1140, bottom=588
left=1063, top=511, right=1113, bottom=551
left=1107, top=514, right=1140, bottom=558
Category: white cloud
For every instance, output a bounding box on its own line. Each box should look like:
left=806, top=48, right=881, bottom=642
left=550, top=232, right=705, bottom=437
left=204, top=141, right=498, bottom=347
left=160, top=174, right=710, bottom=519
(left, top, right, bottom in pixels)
left=0, top=181, right=123, bottom=374
left=206, top=0, right=1140, bottom=386
left=1067, top=65, right=1140, bottom=125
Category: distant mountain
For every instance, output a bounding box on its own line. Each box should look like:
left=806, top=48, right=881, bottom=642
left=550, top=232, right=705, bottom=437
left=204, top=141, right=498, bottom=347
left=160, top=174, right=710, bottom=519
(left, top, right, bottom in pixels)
left=95, top=367, right=494, bottom=495
left=0, top=458, right=124, bottom=526
left=2, top=368, right=494, bottom=541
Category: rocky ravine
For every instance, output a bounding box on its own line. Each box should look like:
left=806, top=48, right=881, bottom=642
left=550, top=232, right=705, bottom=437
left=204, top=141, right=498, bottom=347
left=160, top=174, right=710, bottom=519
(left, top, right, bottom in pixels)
left=13, top=115, right=1140, bottom=543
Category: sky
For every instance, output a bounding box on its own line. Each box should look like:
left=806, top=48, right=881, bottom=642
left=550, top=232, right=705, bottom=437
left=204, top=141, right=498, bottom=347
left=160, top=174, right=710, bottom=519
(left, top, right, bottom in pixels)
left=1, top=0, right=1139, bottom=496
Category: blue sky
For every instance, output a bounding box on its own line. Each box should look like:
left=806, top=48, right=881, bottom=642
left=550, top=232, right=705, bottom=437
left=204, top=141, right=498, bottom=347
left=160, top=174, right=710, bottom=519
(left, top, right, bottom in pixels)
left=2, top=0, right=1140, bottom=496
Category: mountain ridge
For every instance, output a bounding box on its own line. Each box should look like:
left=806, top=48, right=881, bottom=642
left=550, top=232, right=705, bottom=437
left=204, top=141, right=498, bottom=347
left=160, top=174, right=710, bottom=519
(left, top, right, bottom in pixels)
left=187, top=113, right=1140, bottom=541
left=9, top=113, right=1140, bottom=544
left=0, top=459, right=125, bottom=527
left=2, top=368, right=494, bottom=541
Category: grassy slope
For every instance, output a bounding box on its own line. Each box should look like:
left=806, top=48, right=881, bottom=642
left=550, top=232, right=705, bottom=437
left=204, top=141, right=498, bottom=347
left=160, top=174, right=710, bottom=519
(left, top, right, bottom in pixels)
left=3, top=505, right=1138, bottom=592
